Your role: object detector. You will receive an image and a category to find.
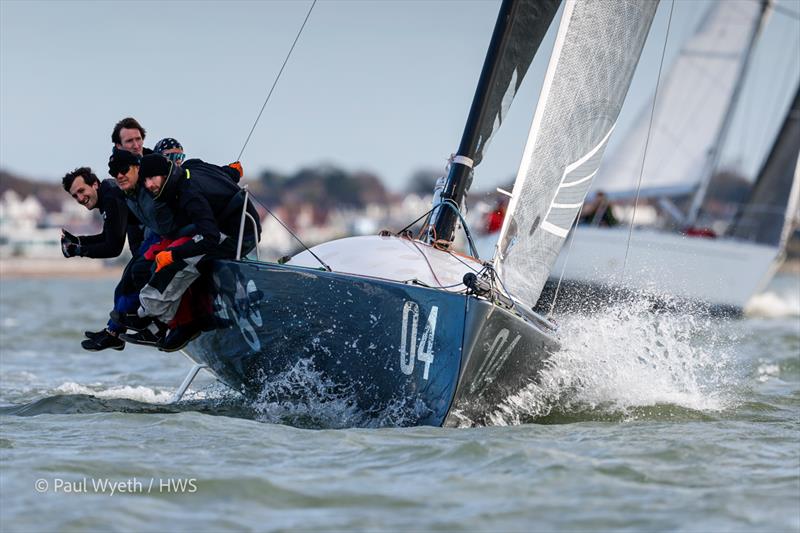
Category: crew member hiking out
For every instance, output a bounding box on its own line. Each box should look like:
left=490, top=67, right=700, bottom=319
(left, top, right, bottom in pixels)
left=61, top=167, right=141, bottom=351
left=121, top=154, right=261, bottom=351
left=96, top=147, right=189, bottom=345
left=149, top=138, right=247, bottom=334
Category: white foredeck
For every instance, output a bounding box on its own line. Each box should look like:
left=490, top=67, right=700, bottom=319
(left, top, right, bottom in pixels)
left=288, top=235, right=484, bottom=292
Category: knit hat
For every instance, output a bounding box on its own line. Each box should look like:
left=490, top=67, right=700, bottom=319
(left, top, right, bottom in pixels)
left=153, top=137, right=183, bottom=153
left=139, top=154, right=172, bottom=180
left=108, top=147, right=141, bottom=177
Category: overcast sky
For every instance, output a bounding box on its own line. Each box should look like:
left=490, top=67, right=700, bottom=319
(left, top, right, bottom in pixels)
left=1, top=0, right=798, bottom=192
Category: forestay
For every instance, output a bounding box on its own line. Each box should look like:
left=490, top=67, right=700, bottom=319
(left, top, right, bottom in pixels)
left=592, top=0, right=767, bottom=195
left=494, top=0, right=658, bottom=307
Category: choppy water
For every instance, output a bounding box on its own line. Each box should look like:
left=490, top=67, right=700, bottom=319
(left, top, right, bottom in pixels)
left=1, top=275, right=798, bottom=531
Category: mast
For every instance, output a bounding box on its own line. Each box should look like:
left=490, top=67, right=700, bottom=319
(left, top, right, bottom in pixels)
left=426, top=0, right=558, bottom=248
left=685, top=0, right=772, bottom=227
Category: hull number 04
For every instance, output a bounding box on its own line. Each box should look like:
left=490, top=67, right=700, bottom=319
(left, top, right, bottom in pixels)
left=399, top=301, right=438, bottom=380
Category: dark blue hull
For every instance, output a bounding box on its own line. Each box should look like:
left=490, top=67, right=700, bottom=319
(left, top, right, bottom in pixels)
left=186, top=260, right=559, bottom=426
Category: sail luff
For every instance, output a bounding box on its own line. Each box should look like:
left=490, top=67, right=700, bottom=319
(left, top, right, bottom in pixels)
left=686, top=0, right=772, bottom=226
left=494, top=0, right=576, bottom=260
left=494, top=0, right=659, bottom=307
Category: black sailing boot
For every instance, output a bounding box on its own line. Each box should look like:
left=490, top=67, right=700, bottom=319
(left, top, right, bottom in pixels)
left=81, top=330, right=125, bottom=351
left=157, top=322, right=203, bottom=353
left=119, top=320, right=166, bottom=347
left=84, top=328, right=106, bottom=340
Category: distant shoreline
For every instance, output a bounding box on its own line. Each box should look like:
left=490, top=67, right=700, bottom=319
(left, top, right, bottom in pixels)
left=0, top=258, right=124, bottom=279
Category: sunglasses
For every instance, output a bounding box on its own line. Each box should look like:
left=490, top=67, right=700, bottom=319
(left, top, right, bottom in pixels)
left=164, top=152, right=186, bottom=164
left=109, top=165, right=130, bottom=177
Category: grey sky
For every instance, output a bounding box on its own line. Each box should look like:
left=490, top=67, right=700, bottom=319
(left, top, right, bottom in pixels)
left=1, top=0, right=798, bottom=192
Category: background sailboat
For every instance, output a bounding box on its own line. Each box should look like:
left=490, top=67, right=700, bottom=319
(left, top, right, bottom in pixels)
left=537, top=0, right=800, bottom=315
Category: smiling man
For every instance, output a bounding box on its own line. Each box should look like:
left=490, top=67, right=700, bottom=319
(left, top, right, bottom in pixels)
left=61, top=166, right=144, bottom=351
left=61, top=167, right=136, bottom=260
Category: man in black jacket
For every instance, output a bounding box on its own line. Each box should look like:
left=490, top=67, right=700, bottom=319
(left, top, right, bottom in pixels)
left=61, top=167, right=142, bottom=351
left=121, top=154, right=260, bottom=351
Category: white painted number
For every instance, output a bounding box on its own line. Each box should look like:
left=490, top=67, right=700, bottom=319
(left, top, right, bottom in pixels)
left=399, top=301, right=419, bottom=375
left=399, top=301, right=439, bottom=380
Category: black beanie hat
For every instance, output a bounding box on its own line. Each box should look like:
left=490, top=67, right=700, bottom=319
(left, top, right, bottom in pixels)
left=139, top=154, right=171, bottom=180
left=108, top=147, right=141, bottom=177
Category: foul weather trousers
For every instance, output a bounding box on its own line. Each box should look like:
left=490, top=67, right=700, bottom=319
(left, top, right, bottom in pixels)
left=138, top=234, right=256, bottom=324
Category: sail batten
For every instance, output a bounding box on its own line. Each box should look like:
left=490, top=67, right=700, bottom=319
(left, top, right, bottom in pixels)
left=494, top=0, right=658, bottom=307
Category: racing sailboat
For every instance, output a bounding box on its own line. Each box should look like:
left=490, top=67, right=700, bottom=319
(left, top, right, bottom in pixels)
left=180, top=0, right=658, bottom=426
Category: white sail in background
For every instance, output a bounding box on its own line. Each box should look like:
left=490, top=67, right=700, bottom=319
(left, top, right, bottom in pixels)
left=593, top=0, right=767, bottom=195
left=495, top=0, right=658, bottom=307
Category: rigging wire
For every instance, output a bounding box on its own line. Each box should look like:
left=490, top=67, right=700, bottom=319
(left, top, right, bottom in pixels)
left=229, top=0, right=327, bottom=270
left=247, top=193, right=331, bottom=271
left=236, top=0, right=317, bottom=163
left=622, top=0, right=676, bottom=275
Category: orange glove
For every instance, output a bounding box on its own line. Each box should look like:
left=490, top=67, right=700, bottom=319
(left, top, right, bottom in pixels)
left=228, top=161, right=244, bottom=178
left=155, top=251, right=174, bottom=272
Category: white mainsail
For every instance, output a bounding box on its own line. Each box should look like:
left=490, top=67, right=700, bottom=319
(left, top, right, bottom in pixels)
left=494, top=0, right=658, bottom=307
left=593, top=0, right=768, bottom=196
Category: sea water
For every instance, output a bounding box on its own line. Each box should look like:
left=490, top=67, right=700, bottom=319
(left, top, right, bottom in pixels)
left=1, top=275, right=798, bottom=531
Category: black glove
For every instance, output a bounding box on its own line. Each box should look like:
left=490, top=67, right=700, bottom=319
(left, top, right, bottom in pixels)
left=62, top=242, right=82, bottom=258
left=61, top=229, right=79, bottom=244
left=61, top=229, right=81, bottom=258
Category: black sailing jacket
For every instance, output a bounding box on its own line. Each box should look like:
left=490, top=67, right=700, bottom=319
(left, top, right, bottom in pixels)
left=153, top=160, right=261, bottom=260
left=124, top=177, right=179, bottom=244
left=78, top=179, right=141, bottom=258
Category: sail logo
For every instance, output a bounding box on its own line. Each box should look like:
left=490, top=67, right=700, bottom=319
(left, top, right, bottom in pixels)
left=470, top=329, right=521, bottom=394
left=541, top=124, right=616, bottom=238
left=399, top=301, right=438, bottom=380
